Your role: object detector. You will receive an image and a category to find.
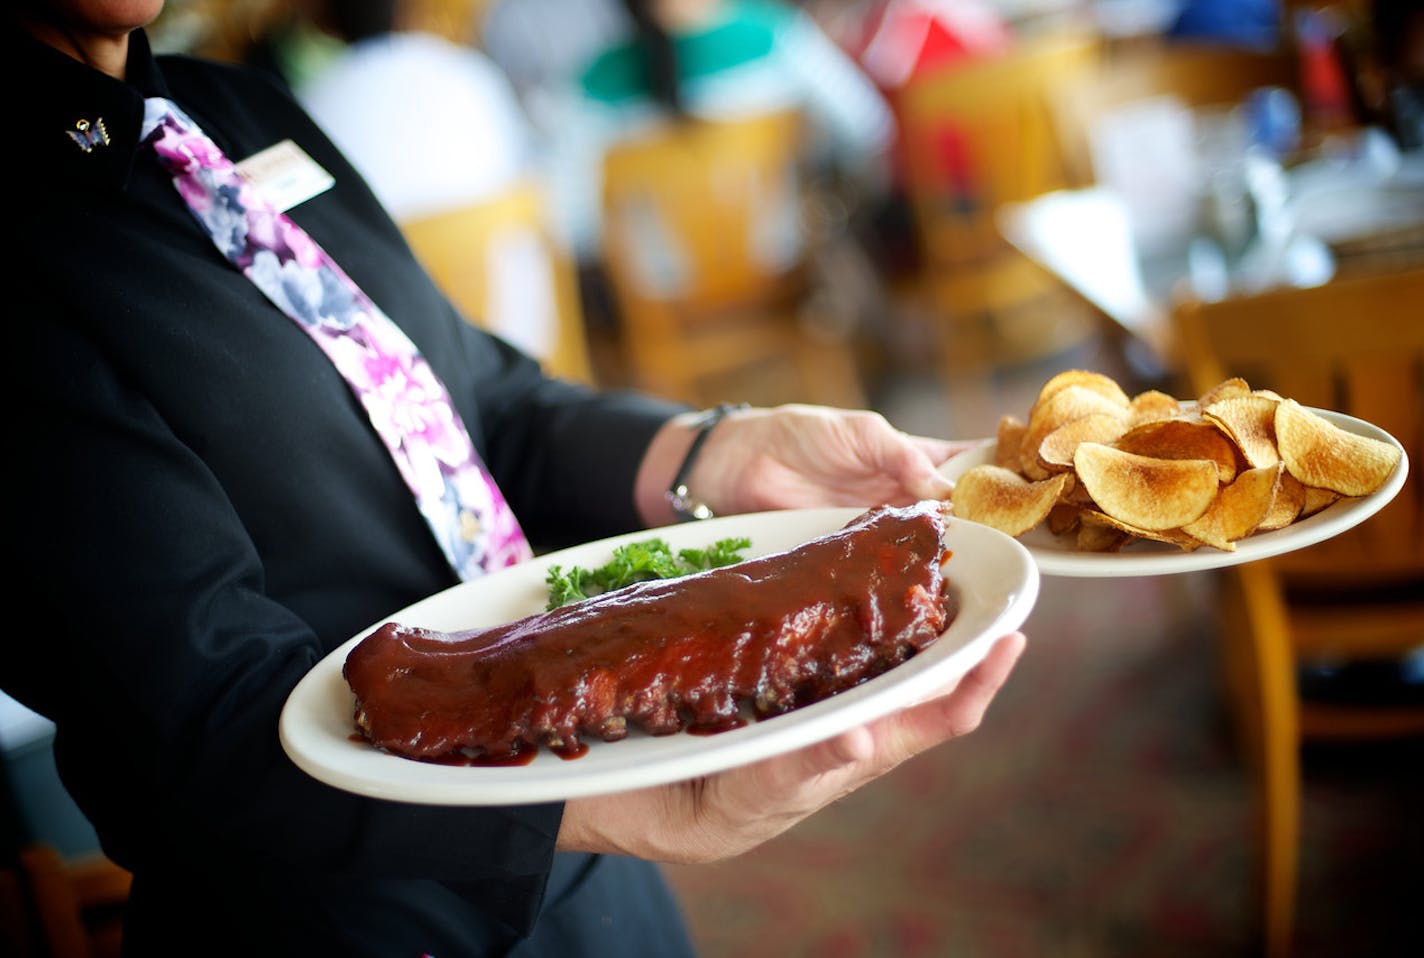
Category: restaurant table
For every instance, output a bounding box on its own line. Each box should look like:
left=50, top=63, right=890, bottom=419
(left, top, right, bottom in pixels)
left=997, top=133, right=1424, bottom=379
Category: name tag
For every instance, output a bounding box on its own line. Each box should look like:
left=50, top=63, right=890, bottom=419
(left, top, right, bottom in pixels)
left=236, top=140, right=335, bottom=212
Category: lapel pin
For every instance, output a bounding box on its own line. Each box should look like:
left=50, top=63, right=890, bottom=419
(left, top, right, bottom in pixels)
left=67, top=117, right=111, bottom=153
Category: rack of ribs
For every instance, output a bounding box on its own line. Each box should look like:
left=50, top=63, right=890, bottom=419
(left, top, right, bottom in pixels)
left=343, top=501, right=955, bottom=763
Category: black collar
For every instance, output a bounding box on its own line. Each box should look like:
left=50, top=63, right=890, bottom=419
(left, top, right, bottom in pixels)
left=8, top=25, right=173, bottom=193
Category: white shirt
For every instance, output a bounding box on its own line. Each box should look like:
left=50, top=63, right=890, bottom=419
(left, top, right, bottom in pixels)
left=478, top=0, right=634, bottom=133
left=298, top=32, right=536, bottom=221
left=544, top=2, right=895, bottom=260
left=298, top=32, right=569, bottom=367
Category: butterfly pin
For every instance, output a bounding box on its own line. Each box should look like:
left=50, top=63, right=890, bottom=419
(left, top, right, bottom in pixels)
left=67, top=117, right=111, bottom=153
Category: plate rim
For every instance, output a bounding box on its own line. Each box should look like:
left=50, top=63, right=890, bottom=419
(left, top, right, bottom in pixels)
left=938, top=406, right=1409, bottom=577
left=278, top=506, right=1039, bottom=805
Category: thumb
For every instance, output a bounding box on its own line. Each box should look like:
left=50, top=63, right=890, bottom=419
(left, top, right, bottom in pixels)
left=888, top=439, right=956, bottom=501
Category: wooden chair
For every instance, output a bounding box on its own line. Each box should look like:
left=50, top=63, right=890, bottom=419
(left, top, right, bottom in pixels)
left=399, top=180, right=596, bottom=384
left=1171, top=266, right=1424, bottom=958
left=1, top=843, right=130, bottom=958
left=895, top=32, right=1104, bottom=373
left=598, top=110, right=868, bottom=409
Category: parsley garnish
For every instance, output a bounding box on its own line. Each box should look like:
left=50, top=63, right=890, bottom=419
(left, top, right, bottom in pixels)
left=545, top=536, right=752, bottom=609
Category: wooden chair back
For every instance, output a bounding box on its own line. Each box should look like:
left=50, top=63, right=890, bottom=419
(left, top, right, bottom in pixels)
left=599, top=110, right=865, bottom=408
left=1173, top=268, right=1424, bottom=958
left=899, top=33, right=1102, bottom=239
left=896, top=32, right=1103, bottom=369
left=1173, top=267, right=1423, bottom=589
left=1, top=843, right=130, bottom=958
left=399, top=180, right=595, bottom=384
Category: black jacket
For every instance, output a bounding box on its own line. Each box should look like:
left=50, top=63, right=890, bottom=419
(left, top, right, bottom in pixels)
left=6, top=23, right=693, bottom=957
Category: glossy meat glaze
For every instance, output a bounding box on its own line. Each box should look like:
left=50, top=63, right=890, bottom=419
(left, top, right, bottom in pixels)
left=343, top=502, right=955, bottom=761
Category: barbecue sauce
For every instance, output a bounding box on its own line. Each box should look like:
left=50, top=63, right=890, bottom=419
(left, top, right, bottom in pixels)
left=344, top=502, right=955, bottom=763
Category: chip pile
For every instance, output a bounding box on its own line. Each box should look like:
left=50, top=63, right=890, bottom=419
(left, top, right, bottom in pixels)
left=949, top=370, right=1402, bottom=552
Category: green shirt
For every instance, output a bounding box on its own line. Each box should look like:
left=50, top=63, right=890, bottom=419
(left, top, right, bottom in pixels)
left=580, top=0, right=795, bottom=105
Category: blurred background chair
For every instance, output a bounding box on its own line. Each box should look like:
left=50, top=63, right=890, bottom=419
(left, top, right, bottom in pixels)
left=400, top=180, right=597, bottom=384
left=895, top=30, right=1103, bottom=375
left=598, top=109, right=868, bottom=409
left=2, top=709, right=130, bottom=958
left=1171, top=265, right=1424, bottom=958
left=0, top=843, right=130, bottom=958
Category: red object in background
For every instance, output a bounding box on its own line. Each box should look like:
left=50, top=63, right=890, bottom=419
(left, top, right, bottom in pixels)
left=850, top=0, right=1014, bottom=91
left=842, top=1, right=1014, bottom=195
left=821, top=2, right=1016, bottom=274
left=1294, top=7, right=1357, bottom=130
left=932, top=123, right=979, bottom=204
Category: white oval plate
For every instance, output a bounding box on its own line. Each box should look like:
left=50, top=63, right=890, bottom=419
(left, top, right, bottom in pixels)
left=279, top=507, right=1038, bottom=805
left=938, top=408, right=1407, bottom=578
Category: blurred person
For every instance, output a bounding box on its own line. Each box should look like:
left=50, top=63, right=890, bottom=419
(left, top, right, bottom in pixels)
left=240, top=0, right=349, bottom=92
left=835, top=0, right=1013, bottom=95
left=7, top=0, right=1027, bottom=954
left=293, top=0, right=536, bottom=222
left=820, top=0, right=1014, bottom=279
left=1373, top=0, right=1424, bottom=149
left=290, top=0, right=571, bottom=367
left=540, top=0, right=896, bottom=266
left=1351, top=0, right=1424, bottom=149
left=478, top=0, right=635, bottom=133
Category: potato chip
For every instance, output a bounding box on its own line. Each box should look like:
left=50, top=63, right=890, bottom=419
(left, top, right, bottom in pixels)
left=1181, top=464, right=1284, bottom=551
left=1035, top=369, right=1131, bottom=409
left=1203, top=395, right=1281, bottom=469
left=1301, top=485, right=1342, bottom=518
left=1062, top=478, right=1096, bottom=506
left=1038, top=414, right=1129, bottom=472
left=1082, top=510, right=1201, bottom=550
left=994, top=415, right=1026, bottom=470
left=1019, top=385, right=1130, bottom=480
left=1047, top=502, right=1081, bottom=536
left=1199, top=376, right=1251, bottom=406
left=1073, top=443, right=1220, bottom=530
left=1274, top=399, right=1402, bottom=497
left=1257, top=470, right=1306, bottom=531
left=1076, top=513, right=1130, bottom=552
left=1128, top=389, right=1181, bottom=426
left=1112, top=418, right=1240, bottom=483
left=951, top=465, right=1071, bottom=537
left=956, top=368, right=1389, bottom=553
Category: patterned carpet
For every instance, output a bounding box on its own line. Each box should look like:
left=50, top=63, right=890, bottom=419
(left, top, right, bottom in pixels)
left=662, top=570, right=1424, bottom=958
left=663, top=351, right=1424, bottom=958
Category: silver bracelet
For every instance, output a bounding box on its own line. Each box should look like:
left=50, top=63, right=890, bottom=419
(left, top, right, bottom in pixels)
left=665, top=403, right=746, bottom=521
